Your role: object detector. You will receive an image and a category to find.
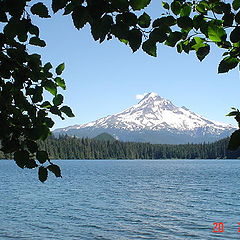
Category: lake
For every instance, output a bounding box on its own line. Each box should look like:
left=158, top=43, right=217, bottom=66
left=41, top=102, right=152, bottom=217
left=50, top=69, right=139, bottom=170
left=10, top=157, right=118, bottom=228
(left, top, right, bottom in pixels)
left=0, top=159, right=240, bottom=239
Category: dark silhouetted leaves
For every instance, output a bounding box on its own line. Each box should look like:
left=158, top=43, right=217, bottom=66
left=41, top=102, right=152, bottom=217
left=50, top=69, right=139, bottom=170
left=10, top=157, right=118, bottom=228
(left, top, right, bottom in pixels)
left=25, top=159, right=38, bottom=169
left=38, top=166, right=48, bottom=182
left=72, top=6, right=88, bottom=30
left=14, top=150, right=29, bottom=168
left=228, top=130, right=240, bottom=151
left=60, top=106, right=75, bottom=117
left=177, top=16, right=193, bottom=30
left=29, top=37, right=46, bottom=47
left=31, top=3, right=50, bottom=18
left=52, top=0, right=68, bottom=13
left=153, top=16, right=176, bottom=27
left=171, top=1, right=181, bottom=15
left=223, top=13, right=234, bottom=26
left=27, top=141, right=38, bottom=153
left=138, top=12, right=151, bottom=28
left=226, top=111, right=240, bottom=117
left=165, top=31, right=182, bottom=47
left=196, top=46, right=210, bottom=61
left=235, top=11, right=240, bottom=24
left=149, top=28, right=168, bottom=43
left=218, top=56, right=239, bottom=73
left=142, top=40, right=157, bottom=57
left=53, top=94, right=64, bottom=106
left=47, top=164, right=62, bottom=177
left=36, top=150, right=49, bottom=164
left=128, top=29, right=142, bottom=52
left=129, top=0, right=151, bottom=10
left=230, top=27, right=240, bottom=43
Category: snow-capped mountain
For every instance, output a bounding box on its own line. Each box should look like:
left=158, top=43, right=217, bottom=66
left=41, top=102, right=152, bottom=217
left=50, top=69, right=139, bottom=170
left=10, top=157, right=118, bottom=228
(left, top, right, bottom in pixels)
left=54, top=92, right=236, bottom=144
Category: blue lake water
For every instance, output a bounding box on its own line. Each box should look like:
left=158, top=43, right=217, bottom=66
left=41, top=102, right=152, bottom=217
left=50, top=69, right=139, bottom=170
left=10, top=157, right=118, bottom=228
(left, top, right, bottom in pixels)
left=0, top=159, right=240, bottom=239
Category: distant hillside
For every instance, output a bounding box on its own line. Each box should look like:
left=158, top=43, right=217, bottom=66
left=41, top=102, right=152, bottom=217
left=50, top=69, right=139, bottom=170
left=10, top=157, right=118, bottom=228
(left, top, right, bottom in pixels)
left=93, top=133, right=116, bottom=142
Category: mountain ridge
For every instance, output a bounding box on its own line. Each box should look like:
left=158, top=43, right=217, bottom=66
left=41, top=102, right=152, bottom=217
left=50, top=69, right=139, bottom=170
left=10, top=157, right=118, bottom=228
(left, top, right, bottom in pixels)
left=54, top=92, right=235, bottom=144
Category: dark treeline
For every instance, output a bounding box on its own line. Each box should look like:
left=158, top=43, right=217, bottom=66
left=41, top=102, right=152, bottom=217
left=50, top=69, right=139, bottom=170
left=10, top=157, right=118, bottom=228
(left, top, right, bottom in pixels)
left=33, top=135, right=231, bottom=159
left=0, top=135, right=234, bottom=160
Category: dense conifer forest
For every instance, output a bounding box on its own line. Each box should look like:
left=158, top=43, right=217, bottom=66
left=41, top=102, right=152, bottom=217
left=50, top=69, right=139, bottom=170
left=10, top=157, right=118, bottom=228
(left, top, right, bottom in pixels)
left=1, top=135, right=237, bottom=160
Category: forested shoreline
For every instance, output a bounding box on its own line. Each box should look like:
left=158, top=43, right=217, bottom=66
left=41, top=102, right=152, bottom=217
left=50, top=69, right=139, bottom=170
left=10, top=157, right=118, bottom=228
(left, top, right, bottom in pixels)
left=1, top=135, right=234, bottom=160
left=1, top=135, right=237, bottom=160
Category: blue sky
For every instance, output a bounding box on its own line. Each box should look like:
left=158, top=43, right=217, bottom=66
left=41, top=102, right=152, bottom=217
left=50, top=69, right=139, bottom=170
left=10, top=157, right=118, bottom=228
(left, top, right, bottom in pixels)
left=31, top=3, right=240, bottom=130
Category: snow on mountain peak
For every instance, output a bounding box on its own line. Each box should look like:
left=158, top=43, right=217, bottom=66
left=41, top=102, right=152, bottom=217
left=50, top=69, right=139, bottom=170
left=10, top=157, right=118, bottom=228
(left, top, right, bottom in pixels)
left=55, top=92, right=235, bottom=141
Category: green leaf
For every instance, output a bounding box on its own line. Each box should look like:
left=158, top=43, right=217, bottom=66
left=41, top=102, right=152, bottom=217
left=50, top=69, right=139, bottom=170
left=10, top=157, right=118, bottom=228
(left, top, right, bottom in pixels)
left=56, top=63, right=65, bottom=75
left=31, top=3, right=50, bottom=18
left=218, top=56, right=239, bottom=73
left=36, top=150, right=49, bottom=164
left=192, top=37, right=205, bottom=50
left=128, top=29, right=142, bottom=52
left=43, top=80, right=57, bottom=96
left=180, top=4, right=191, bottom=17
left=230, top=27, right=240, bottom=43
left=129, top=0, right=151, bottom=10
left=53, top=94, right=64, bottom=106
left=142, top=40, right=157, bottom=57
left=196, top=3, right=207, bottom=15
left=171, top=1, right=181, bottom=15
left=233, top=0, right=240, bottom=11
left=47, top=164, right=62, bottom=177
left=228, top=130, right=240, bottom=151
left=162, top=1, right=170, bottom=10
left=72, top=6, right=88, bottom=30
left=41, top=101, right=52, bottom=108
left=55, top=77, right=66, bottom=90
left=44, top=62, right=53, bottom=72
left=52, top=0, right=68, bottom=13
left=208, top=25, right=226, bottom=42
left=38, top=166, right=48, bottom=183
left=138, top=12, right=151, bottom=28
left=60, top=106, right=75, bottom=117
left=29, top=37, right=46, bottom=47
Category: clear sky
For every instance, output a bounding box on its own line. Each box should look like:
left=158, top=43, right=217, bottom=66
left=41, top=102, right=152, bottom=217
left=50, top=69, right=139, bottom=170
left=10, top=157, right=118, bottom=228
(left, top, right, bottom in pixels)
left=30, top=3, right=240, bottom=130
